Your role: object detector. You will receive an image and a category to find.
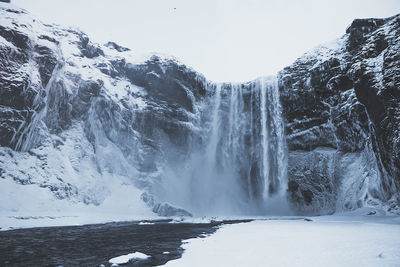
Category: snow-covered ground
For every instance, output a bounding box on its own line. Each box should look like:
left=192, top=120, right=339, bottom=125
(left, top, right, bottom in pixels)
left=164, top=215, right=400, bottom=267
left=0, top=176, right=157, bottom=231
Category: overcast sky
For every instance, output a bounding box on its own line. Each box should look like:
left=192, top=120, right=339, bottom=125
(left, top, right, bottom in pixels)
left=12, top=0, right=400, bottom=82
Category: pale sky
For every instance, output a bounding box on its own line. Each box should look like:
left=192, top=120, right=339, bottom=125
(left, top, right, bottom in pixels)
left=12, top=0, right=400, bottom=82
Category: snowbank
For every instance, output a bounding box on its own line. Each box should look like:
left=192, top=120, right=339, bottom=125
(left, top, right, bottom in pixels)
left=0, top=176, right=157, bottom=231
left=165, top=216, right=400, bottom=267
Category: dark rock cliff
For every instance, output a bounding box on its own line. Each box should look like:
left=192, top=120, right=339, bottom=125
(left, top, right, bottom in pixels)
left=279, top=14, right=400, bottom=214
left=0, top=4, right=399, bottom=216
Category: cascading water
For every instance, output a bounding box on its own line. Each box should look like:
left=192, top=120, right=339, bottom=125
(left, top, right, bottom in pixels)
left=157, top=76, right=288, bottom=215
left=206, top=83, right=221, bottom=167
left=260, top=77, right=270, bottom=199
left=12, top=46, right=65, bottom=152
left=259, top=77, right=287, bottom=199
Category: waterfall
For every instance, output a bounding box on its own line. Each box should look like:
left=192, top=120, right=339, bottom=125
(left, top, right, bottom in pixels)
left=260, top=78, right=270, bottom=199
left=157, top=76, right=288, bottom=215
left=206, top=83, right=222, bottom=167
left=12, top=62, right=64, bottom=152
left=227, top=84, right=237, bottom=158
left=11, top=44, right=65, bottom=152
left=262, top=77, right=287, bottom=198
left=206, top=77, right=287, bottom=207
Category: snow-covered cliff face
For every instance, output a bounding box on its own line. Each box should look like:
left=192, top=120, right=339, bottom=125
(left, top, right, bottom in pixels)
left=280, top=15, right=400, bottom=214
left=0, top=5, right=288, bottom=217
left=0, top=4, right=399, bottom=217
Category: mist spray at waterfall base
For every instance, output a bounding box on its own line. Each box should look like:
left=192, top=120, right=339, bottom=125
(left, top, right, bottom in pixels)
left=155, top=77, right=291, bottom=216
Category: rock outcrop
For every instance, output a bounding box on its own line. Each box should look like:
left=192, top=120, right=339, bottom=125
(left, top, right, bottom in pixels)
left=279, top=14, right=400, bottom=214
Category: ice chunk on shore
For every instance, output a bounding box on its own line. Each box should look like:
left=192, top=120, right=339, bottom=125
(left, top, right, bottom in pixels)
left=108, top=252, right=150, bottom=265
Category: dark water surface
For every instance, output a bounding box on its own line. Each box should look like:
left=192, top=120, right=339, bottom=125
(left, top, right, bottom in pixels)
left=0, top=219, right=251, bottom=266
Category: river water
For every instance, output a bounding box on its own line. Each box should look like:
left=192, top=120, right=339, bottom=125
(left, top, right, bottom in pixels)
left=0, top=219, right=250, bottom=266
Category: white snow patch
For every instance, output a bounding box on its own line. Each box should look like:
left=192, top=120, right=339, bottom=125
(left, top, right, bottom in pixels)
left=0, top=35, right=18, bottom=50
left=364, top=51, right=385, bottom=91
left=0, top=174, right=157, bottom=230
left=165, top=216, right=400, bottom=267
left=102, top=78, right=148, bottom=110
left=301, top=35, right=347, bottom=70
left=147, top=70, right=160, bottom=78
left=109, top=252, right=150, bottom=265
left=138, top=221, right=155, bottom=225
left=0, top=122, right=158, bottom=231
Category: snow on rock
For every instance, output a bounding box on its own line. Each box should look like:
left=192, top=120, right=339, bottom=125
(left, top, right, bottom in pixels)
left=0, top=121, right=157, bottom=230
left=0, top=174, right=157, bottom=230
left=0, top=3, right=204, bottom=225
left=109, top=252, right=150, bottom=265
left=279, top=14, right=400, bottom=214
